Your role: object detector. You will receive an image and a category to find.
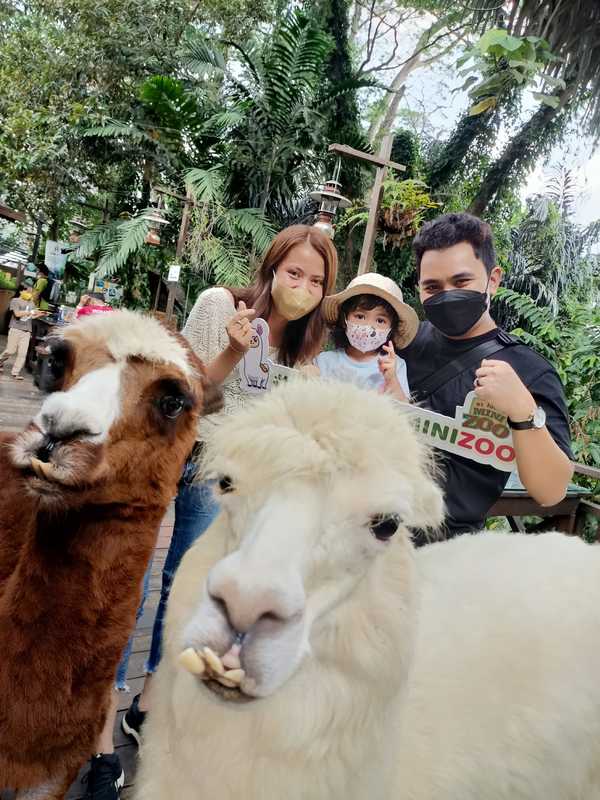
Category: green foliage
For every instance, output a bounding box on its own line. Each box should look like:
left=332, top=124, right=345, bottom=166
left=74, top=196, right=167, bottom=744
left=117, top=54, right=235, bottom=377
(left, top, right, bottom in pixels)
left=493, top=288, right=600, bottom=481
left=391, top=130, right=422, bottom=180
left=184, top=8, right=372, bottom=221
left=456, top=29, right=560, bottom=117
left=185, top=167, right=276, bottom=285
left=0, top=0, right=275, bottom=230
left=313, top=0, right=370, bottom=198
left=74, top=211, right=158, bottom=278
left=337, top=178, right=439, bottom=247
left=496, top=175, right=600, bottom=320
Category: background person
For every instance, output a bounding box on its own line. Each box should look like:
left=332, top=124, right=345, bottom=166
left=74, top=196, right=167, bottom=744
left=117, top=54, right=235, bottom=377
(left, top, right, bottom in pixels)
left=0, top=283, right=45, bottom=379
left=31, top=263, right=51, bottom=310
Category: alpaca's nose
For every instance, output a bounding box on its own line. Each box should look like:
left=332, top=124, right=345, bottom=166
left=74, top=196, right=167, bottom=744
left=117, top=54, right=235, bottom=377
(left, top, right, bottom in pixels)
left=40, top=414, right=96, bottom=443
left=208, top=572, right=305, bottom=634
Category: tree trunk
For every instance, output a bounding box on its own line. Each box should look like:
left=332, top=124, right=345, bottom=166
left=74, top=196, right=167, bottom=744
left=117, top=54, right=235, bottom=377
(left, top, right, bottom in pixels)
left=369, top=81, right=408, bottom=144
left=427, top=111, right=495, bottom=193
left=468, top=87, right=575, bottom=216
left=350, top=0, right=361, bottom=38
left=140, top=158, right=153, bottom=209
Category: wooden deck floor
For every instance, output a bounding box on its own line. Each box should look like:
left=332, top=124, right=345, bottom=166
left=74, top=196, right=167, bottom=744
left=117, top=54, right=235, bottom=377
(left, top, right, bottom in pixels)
left=1, top=347, right=174, bottom=798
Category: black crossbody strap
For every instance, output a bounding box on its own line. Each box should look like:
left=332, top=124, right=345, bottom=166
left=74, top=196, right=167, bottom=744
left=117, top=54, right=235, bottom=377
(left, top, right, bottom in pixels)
left=411, top=331, right=519, bottom=403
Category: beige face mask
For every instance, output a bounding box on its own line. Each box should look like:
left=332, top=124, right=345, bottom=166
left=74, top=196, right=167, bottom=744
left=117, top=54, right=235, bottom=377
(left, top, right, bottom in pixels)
left=270, top=272, right=321, bottom=322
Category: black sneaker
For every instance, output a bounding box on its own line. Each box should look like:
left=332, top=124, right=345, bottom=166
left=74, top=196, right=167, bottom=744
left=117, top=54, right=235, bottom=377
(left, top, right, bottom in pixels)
left=121, top=693, right=146, bottom=747
left=82, top=753, right=124, bottom=799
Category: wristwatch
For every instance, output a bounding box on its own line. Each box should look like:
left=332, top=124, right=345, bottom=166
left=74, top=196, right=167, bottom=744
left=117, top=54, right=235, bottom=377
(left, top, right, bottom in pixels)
left=508, top=406, right=546, bottom=430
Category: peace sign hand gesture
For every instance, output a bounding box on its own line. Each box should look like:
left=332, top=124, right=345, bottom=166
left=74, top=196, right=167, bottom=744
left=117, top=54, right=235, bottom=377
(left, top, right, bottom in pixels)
left=226, top=301, right=257, bottom=355
left=378, top=341, right=408, bottom=402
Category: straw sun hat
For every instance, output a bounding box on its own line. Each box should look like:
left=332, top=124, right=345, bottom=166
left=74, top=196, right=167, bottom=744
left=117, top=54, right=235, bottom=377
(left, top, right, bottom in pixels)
left=321, top=272, right=419, bottom=349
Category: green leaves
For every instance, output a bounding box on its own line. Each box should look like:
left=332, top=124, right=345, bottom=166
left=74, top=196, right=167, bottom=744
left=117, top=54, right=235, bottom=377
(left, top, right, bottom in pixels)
left=186, top=167, right=225, bottom=204
left=89, top=209, right=158, bottom=278
left=531, top=92, right=561, bottom=109
left=476, top=28, right=525, bottom=56
left=458, top=26, right=562, bottom=119
left=469, top=96, right=497, bottom=116
left=184, top=166, right=275, bottom=285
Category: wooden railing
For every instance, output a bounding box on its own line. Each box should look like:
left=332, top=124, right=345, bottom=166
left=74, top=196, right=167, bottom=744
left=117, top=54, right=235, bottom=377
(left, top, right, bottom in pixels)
left=573, top=462, right=600, bottom=527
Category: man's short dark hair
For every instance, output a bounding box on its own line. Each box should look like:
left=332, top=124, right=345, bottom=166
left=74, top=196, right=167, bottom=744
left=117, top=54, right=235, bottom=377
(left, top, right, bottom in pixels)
left=413, top=213, right=497, bottom=277
left=36, top=262, right=49, bottom=276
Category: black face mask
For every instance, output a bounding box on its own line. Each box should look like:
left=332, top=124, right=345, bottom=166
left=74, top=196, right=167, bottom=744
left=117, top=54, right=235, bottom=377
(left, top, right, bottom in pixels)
left=422, top=289, right=488, bottom=338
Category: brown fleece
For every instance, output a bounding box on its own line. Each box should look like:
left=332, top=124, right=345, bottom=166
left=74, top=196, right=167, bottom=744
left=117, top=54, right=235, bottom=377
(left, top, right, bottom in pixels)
left=0, top=336, right=222, bottom=795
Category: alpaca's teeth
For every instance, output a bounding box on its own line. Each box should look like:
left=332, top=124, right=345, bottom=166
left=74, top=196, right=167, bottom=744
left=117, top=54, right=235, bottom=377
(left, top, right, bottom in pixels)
left=30, top=457, right=64, bottom=483
left=223, top=669, right=244, bottom=685
left=222, top=644, right=242, bottom=670
left=202, top=646, right=225, bottom=676
left=30, top=457, right=46, bottom=479
left=178, top=647, right=206, bottom=676
left=216, top=675, right=237, bottom=688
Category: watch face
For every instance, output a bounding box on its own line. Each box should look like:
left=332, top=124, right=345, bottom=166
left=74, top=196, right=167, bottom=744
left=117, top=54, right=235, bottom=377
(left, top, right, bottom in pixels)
left=533, top=406, right=546, bottom=428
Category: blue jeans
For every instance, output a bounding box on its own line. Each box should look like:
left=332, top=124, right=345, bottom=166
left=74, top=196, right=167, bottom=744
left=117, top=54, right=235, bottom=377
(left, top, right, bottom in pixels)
left=115, top=565, right=151, bottom=690
left=114, top=461, right=220, bottom=688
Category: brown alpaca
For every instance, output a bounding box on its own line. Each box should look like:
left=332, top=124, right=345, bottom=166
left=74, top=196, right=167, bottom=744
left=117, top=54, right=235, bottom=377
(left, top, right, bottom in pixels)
left=0, top=310, right=221, bottom=799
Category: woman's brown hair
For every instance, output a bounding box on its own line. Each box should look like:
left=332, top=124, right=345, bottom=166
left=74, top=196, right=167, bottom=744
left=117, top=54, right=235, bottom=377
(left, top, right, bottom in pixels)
left=228, top=225, right=338, bottom=367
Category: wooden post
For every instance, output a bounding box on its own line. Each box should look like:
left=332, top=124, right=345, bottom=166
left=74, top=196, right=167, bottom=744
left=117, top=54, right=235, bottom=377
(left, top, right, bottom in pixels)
left=357, top=134, right=393, bottom=275
left=328, top=138, right=405, bottom=276
left=165, top=187, right=193, bottom=322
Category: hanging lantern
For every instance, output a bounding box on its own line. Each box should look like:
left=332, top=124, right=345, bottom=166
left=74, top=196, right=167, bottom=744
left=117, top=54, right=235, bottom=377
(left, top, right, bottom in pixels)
left=143, top=208, right=169, bottom=247
left=309, top=160, right=351, bottom=238
left=68, top=218, right=88, bottom=244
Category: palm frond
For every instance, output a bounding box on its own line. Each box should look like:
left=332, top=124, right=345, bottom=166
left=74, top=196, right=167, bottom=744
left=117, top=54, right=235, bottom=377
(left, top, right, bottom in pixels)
left=82, top=120, right=157, bottom=146
left=185, top=167, right=225, bottom=204
left=74, top=220, right=122, bottom=260
left=182, top=36, right=227, bottom=76
left=202, top=110, right=245, bottom=135
left=95, top=211, right=156, bottom=278
left=193, top=235, right=251, bottom=286
left=219, top=208, right=276, bottom=254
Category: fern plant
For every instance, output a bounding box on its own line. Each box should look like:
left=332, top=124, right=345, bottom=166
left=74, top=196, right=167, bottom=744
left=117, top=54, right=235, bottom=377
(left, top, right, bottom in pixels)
left=493, top=287, right=600, bottom=480
left=75, top=212, right=157, bottom=279
left=185, top=166, right=276, bottom=286
left=183, top=9, right=372, bottom=221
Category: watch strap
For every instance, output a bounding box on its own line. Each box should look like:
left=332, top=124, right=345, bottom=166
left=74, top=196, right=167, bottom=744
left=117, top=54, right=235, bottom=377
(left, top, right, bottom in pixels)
left=507, top=416, right=535, bottom=430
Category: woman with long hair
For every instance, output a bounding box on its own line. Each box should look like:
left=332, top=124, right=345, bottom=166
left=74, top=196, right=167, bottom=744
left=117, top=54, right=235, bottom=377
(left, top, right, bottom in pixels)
left=83, top=226, right=338, bottom=799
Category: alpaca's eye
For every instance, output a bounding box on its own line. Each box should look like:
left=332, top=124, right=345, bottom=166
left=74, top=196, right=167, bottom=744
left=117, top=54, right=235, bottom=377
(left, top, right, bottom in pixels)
left=369, top=514, right=400, bottom=541
left=37, top=339, right=71, bottom=393
left=159, top=395, right=186, bottom=419
left=218, top=475, right=234, bottom=494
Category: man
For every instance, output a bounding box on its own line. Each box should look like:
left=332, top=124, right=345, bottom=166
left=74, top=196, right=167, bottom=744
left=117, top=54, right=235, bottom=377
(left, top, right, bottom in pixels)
left=0, top=283, right=45, bottom=379
left=398, top=212, right=573, bottom=540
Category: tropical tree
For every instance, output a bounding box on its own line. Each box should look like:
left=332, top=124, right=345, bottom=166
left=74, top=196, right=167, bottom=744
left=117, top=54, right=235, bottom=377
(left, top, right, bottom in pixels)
left=494, top=170, right=600, bottom=327
left=184, top=8, right=371, bottom=220
left=74, top=166, right=275, bottom=291
left=184, top=167, right=276, bottom=285
left=0, top=0, right=276, bottom=232
left=428, top=0, right=600, bottom=213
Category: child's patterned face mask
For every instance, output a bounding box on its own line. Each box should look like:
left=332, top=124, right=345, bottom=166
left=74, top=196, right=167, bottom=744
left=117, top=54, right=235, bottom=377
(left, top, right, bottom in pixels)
left=345, top=321, right=391, bottom=353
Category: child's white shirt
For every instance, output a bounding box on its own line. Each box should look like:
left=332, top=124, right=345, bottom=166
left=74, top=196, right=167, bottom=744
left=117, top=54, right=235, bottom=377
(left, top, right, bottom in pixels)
left=315, top=348, right=410, bottom=396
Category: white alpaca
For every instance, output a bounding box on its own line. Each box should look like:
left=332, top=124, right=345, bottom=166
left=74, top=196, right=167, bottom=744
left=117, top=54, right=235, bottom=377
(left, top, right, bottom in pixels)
left=135, top=381, right=600, bottom=800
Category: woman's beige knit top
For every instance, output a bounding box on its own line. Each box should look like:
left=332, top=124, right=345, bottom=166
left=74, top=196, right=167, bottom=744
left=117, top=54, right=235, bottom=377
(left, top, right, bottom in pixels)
left=182, top=287, right=277, bottom=439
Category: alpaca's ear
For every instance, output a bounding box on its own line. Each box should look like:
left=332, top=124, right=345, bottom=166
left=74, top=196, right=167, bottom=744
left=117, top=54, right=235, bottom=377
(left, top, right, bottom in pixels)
left=403, top=473, right=445, bottom=530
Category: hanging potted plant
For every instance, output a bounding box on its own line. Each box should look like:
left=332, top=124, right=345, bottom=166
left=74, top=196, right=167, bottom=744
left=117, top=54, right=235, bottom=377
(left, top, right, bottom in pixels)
left=379, top=179, right=439, bottom=247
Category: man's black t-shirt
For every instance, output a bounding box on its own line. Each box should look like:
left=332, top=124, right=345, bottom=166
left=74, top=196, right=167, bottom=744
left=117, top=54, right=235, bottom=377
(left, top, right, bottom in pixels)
left=398, top=322, right=573, bottom=536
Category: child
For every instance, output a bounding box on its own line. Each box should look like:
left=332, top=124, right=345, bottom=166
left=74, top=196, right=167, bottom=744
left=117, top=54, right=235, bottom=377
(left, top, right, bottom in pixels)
left=0, top=284, right=45, bottom=380
left=316, top=273, right=418, bottom=401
